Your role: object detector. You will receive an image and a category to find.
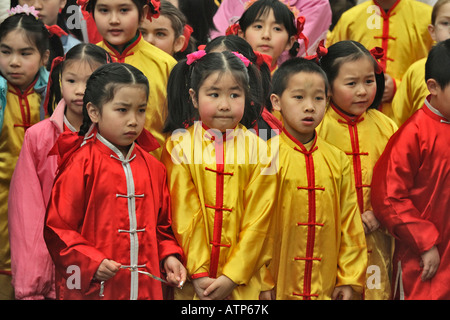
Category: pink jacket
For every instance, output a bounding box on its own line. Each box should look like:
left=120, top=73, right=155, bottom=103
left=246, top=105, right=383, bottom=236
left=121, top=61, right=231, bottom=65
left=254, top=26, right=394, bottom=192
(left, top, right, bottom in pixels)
left=211, top=0, right=332, bottom=57
left=8, top=100, right=73, bottom=300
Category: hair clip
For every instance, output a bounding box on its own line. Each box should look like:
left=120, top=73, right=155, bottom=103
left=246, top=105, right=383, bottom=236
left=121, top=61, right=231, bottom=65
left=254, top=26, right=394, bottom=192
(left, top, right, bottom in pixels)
left=186, top=50, right=207, bottom=65
left=296, top=16, right=309, bottom=53
left=225, top=22, right=241, bottom=36
left=7, top=4, right=39, bottom=19
left=147, top=0, right=161, bottom=22
left=181, top=25, right=193, bottom=52
left=232, top=51, right=251, bottom=67
left=46, top=24, right=68, bottom=37
left=370, top=47, right=384, bottom=74
left=304, top=40, right=327, bottom=63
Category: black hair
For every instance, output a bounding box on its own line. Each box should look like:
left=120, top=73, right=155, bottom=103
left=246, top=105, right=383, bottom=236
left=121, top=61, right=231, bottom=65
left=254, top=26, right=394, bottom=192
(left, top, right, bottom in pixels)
left=237, top=0, right=298, bottom=57
left=0, top=12, right=64, bottom=71
left=85, top=0, right=156, bottom=21
left=178, top=0, right=218, bottom=47
left=46, top=43, right=112, bottom=115
left=204, top=35, right=271, bottom=110
left=271, top=57, right=329, bottom=98
left=426, top=38, right=450, bottom=88
left=79, top=63, right=149, bottom=136
left=163, top=51, right=263, bottom=133
left=320, top=40, right=385, bottom=110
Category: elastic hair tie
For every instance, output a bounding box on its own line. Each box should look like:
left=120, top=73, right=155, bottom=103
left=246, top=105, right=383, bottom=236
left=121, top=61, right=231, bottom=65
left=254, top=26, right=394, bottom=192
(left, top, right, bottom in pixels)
left=369, top=47, right=384, bottom=74
left=181, top=25, right=193, bottom=52
left=8, top=4, right=39, bottom=19
left=231, top=51, right=250, bottom=67
left=186, top=50, right=207, bottom=65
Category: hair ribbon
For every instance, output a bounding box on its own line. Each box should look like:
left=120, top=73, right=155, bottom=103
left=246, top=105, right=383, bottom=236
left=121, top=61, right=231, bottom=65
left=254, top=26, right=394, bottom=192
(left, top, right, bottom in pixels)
left=304, top=40, right=327, bottom=63
left=147, top=0, right=161, bottom=21
left=232, top=51, right=251, bottom=67
left=46, top=24, right=68, bottom=37
left=296, top=16, right=309, bottom=54
left=225, top=22, right=241, bottom=36
left=370, top=47, right=384, bottom=74
left=7, top=4, right=39, bottom=19
left=43, top=56, right=65, bottom=115
left=254, top=51, right=272, bottom=69
left=181, top=25, right=193, bottom=52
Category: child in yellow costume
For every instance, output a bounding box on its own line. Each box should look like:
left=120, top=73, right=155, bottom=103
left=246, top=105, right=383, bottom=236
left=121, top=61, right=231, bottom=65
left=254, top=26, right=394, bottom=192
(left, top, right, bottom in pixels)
left=161, top=50, right=277, bottom=300
left=392, top=0, right=450, bottom=127
left=83, top=0, right=177, bottom=158
left=327, top=0, right=434, bottom=119
left=0, top=9, right=62, bottom=299
left=317, top=40, right=398, bottom=300
left=267, top=57, right=367, bottom=300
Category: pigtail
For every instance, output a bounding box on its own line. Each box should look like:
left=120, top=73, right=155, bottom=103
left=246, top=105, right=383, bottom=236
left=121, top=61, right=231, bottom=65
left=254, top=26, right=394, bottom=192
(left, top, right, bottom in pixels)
left=163, top=60, right=197, bottom=133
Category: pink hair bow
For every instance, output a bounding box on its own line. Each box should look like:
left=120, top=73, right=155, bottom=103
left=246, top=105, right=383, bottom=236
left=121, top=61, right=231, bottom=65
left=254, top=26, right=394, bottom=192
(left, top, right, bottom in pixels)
left=186, top=50, right=207, bottom=65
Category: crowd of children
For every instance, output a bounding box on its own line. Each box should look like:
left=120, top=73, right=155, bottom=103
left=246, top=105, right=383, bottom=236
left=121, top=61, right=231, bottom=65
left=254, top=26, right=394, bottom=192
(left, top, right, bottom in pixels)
left=0, top=0, right=448, bottom=301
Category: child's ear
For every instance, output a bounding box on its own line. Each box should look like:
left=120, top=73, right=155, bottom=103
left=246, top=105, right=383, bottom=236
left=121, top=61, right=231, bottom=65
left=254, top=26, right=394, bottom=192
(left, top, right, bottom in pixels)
left=189, top=89, right=198, bottom=109
left=60, top=0, right=67, bottom=10
left=270, top=93, right=282, bottom=112
left=285, top=36, right=297, bottom=51
left=41, top=49, right=50, bottom=68
left=426, top=78, right=440, bottom=95
left=87, top=102, right=100, bottom=123
left=428, top=23, right=437, bottom=42
left=173, top=35, right=186, bottom=54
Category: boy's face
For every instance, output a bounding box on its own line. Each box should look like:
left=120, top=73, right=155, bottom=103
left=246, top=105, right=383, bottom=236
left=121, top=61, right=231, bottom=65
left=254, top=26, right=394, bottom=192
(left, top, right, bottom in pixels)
left=271, top=71, right=327, bottom=144
left=428, top=79, right=450, bottom=120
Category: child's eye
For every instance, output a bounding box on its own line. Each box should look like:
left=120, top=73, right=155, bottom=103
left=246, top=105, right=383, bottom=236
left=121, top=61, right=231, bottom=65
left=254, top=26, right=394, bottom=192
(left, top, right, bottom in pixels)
left=315, top=96, right=325, bottom=101
left=294, top=95, right=303, bottom=100
left=139, top=28, right=147, bottom=36
left=346, top=82, right=356, bottom=86
left=230, top=93, right=241, bottom=98
left=139, top=108, right=146, bottom=113
left=252, top=24, right=263, bottom=30
left=120, top=8, right=129, bottom=13
left=66, top=79, right=75, bottom=84
left=156, top=32, right=167, bottom=38
left=273, top=26, right=283, bottom=32
left=1, top=50, right=10, bottom=55
left=117, top=108, right=127, bottom=112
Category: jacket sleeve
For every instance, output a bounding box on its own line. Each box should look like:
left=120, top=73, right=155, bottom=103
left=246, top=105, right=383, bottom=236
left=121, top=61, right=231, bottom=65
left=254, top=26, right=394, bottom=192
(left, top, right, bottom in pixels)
left=8, top=130, right=54, bottom=299
left=371, top=125, right=440, bottom=254
left=160, top=141, right=211, bottom=278
left=336, top=153, right=368, bottom=293
left=43, top=156, right=107, bottom=295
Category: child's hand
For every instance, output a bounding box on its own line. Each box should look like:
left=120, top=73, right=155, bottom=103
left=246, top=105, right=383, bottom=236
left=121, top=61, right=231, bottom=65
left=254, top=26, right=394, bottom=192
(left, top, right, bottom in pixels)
left=163, top=255, right=187, bottom=288
left=203, top=275, right=237, bottom=300
left=95, top=259, right=121, bottom=281
left=382, top=73, right=395, bottom=102
left=331, top=285, right=354, bottom=300
left=192, top=277, right=215, bottom=300
left=361, top=210, right=380, bottom=234
left=420, top=246, right=440, bottom=281
left=259, top=289, right=274, bottom=300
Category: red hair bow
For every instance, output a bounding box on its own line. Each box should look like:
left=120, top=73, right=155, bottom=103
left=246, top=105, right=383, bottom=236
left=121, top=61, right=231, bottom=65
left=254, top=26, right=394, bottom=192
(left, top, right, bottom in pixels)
left=225, top=22, right=240, bottom=36
left=370, top=47, right=384, bottom=74
left=304, top=40, right=327, bottom=63
left=43, top=56, right=65, bottom=115
left=147, top=0, right=160, bottom=21
left=296, top=16, right=309, bottom=53
left=181, top=25, right=193, bottom=52
left=46, top=24, right=68, bottom=37
left=77, top=0, right=89, bottom=11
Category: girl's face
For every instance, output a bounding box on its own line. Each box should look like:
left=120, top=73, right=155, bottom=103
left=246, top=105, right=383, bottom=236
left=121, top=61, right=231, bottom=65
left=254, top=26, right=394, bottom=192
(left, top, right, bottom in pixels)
left=0, top=29, right=49, bottom=91
left=139, top=15, right=184, bottom=56
left=94, top=0, right=144, bottom=50
left=271, top=71, right=327, bottom=144
left=330, top=57, right=377, bottom=117
left=429, top=2, right=450, bottom=43
left=19, top=0, right=67, bottom=26
left=239, top=9, right=295, bottom=66
left=87, top=84, right=148, bottom=156
left=62, top=60, right=100, bottom=130
left=190, top=71, right=246, bottom=132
